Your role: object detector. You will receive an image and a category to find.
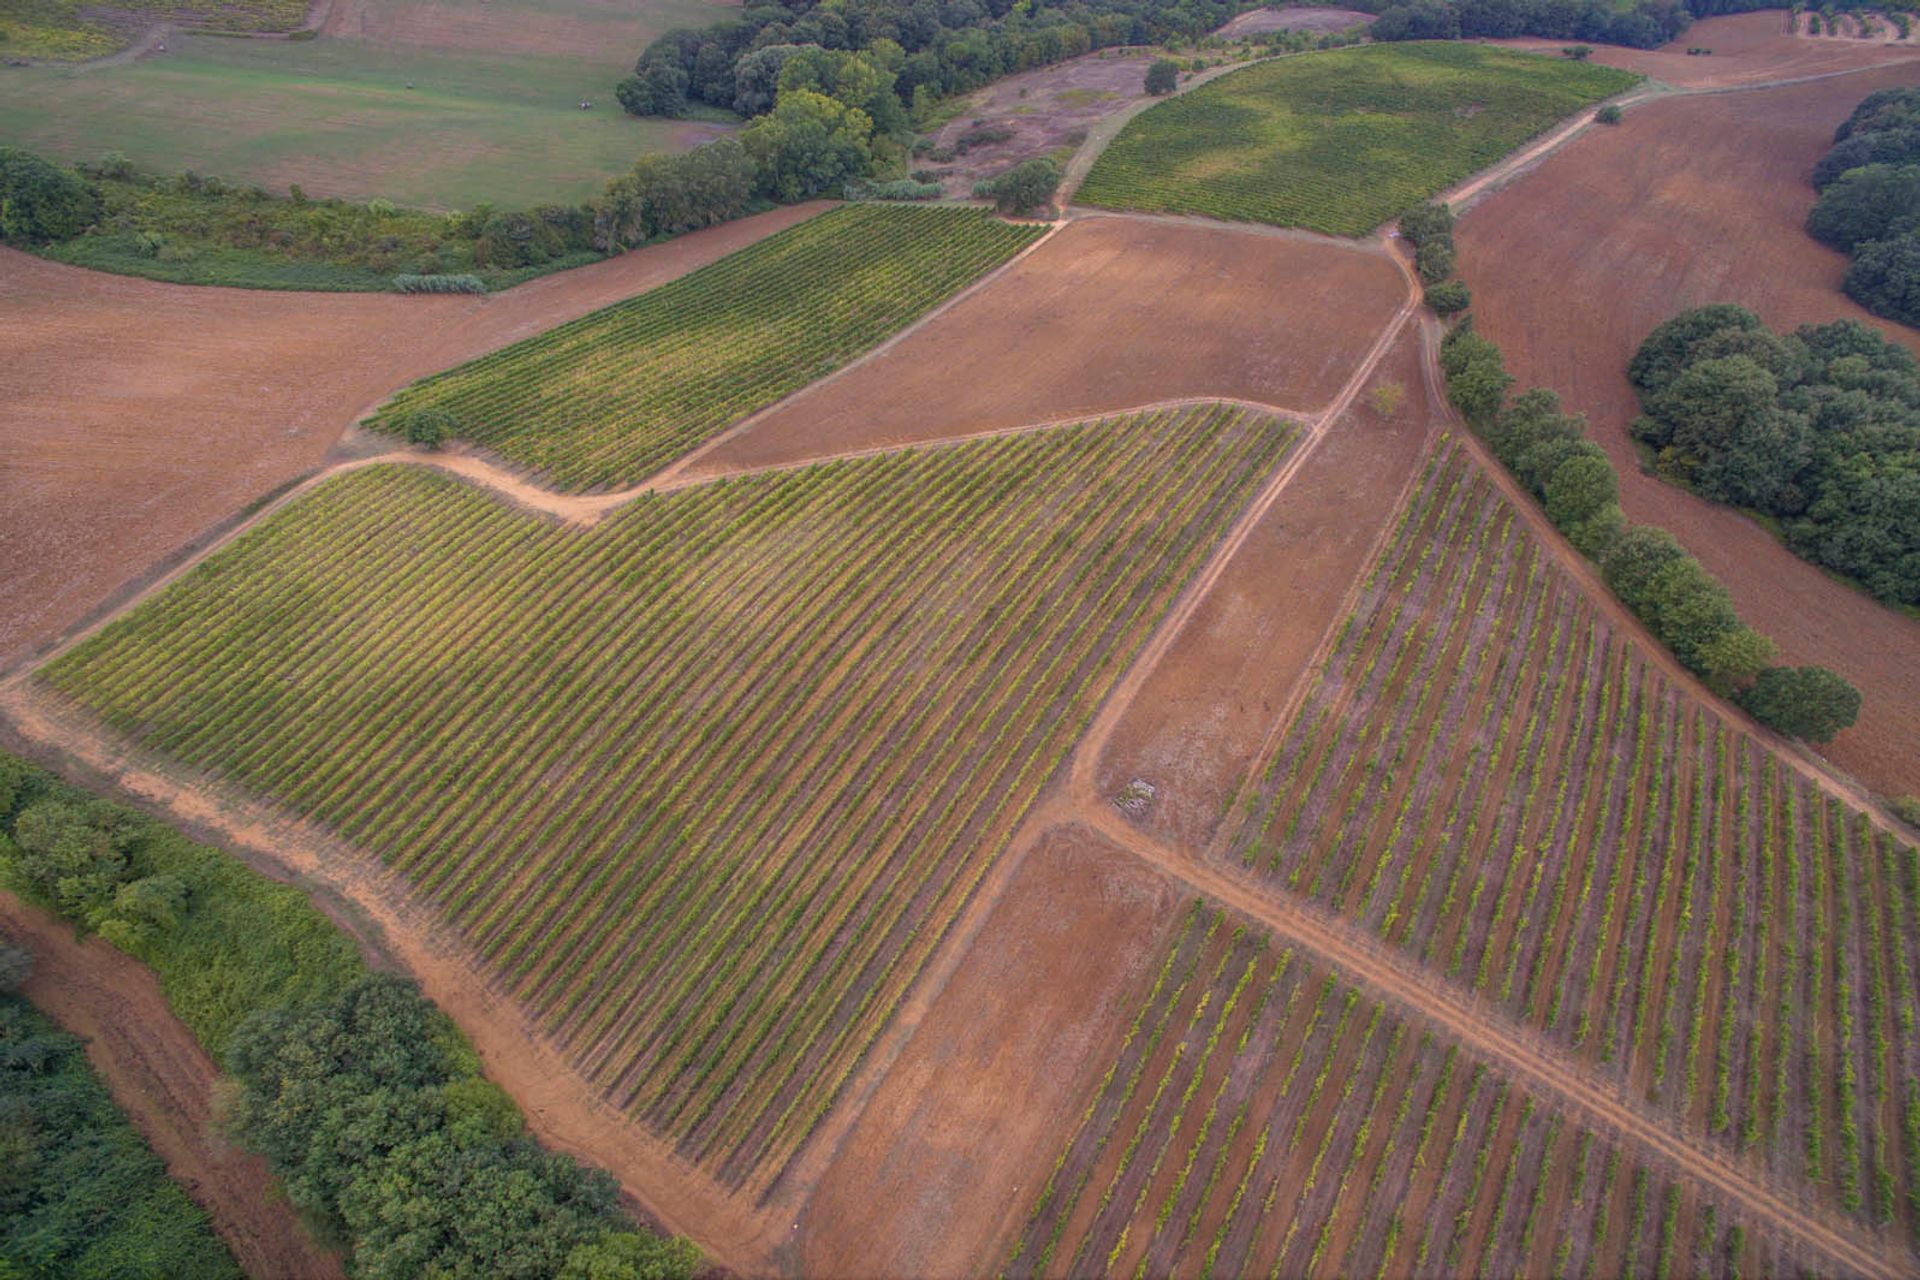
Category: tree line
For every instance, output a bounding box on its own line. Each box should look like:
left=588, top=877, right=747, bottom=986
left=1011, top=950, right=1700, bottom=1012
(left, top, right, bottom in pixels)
left=1810, top=87, right=1920, bottom=328
left=1437, top=310, right=1863, bottom=745
left=0, top=754, right=701, bottom=1280
left=1629, top=304, right=1920, bottom=610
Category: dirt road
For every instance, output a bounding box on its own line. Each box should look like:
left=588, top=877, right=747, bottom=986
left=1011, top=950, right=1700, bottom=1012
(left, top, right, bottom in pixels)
left=0, top=894, right=344, bottom=1280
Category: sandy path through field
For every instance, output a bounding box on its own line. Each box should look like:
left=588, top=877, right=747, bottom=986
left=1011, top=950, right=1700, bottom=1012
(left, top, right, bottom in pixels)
left=0, top=893, right=345, bottom=1280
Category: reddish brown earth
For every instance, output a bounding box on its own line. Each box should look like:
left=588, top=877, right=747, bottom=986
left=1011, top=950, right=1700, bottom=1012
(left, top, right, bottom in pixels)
left=685, top=216, right=1408, bottom=478
left=0, top=201, right=826, bottom=672
left=1094, top=325, right=1436, bottom=850
left=791, top=825, right=1179, bottom=1279
left=0, top=892, right=345, bottom=1280
left=1493, top=10, right=1920, bottom=88
left=925, top=50, right=1164, bottom=198
left=1216, top=5, right=1372, bottom=37
left=1455, top=64, right=1920, bottom=801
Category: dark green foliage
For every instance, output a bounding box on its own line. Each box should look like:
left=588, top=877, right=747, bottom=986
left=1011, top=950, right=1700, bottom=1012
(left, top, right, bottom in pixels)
left=398, top=409, right=458, bottom=449
left=1845, top=230, right=1920, bottom=327
left=1738, top=665, right=1863, bottom=742
left=227, top=975, right=699, bottom=1280
left=1440, top=324, right=1513, bottom=424
left=0, top=942, right=30, bottom=994
left=740, top=90, right=874, bottom=200
left=0, top=993, right=240, bottom=1280
left=1696, top=625, right=1775, bottom=695
left=615, top=61, right=690, bottom=119
left=1815, top=127, right=1920, bottom=190
left=0, top=146, right=97, bottom=244
left=1596, top=103, right=1623, bottom=125
left=1415, top=237, right=1456, bottom=285
left=1836, top=87, right=1920, bottom=144
left=1399, top=200, right=1455, bottom=247
left=976, top=156, right=1060, bottom=216
left=1426, top=278, right=1470, bottom=315
left=392, top=273, right=487, bottom=295
left=1367, top=0, right=1687, bottom=49
left=1630, top=306, right=1920, bottom=606
left=1145, top=58, right=1179, bottom=95
left=1544, top=450, right=1619, bottom=530
left=1602, top=523, right=1689, bottom=611
left=594, top=137, right=757, bottom=252
left=1807, top=163, right=1920, bottom=253
left=1636, top=555, right=1741, bottom=670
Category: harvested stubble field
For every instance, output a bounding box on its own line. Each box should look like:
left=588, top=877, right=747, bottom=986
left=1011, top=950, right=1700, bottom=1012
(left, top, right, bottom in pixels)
left=1076, top=42, right=1637, bottom=235
left=37, top=404, right=1296, bottom=1191
left=1454, top=63, right=1920, bottom=801
left=368, top=205, right=1042, bottom=491
left=1006, top=903, right=1786, bottom=1280
left=1194, top=440, right=1920, bottom=1254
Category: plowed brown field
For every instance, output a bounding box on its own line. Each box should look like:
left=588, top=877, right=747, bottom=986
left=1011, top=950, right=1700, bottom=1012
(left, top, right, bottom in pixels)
left=1494, top=10, right=1920, bottom=88
left=0, top=202, right=826, bottom=671
left=1455, top=65, right=1920, bottom=800
left=681, top=215, right=1408, bottom=478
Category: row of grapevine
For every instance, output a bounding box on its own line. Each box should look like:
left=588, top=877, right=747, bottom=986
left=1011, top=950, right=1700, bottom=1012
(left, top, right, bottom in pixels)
left=1077, top=44, right=1637, bottom=236
left=1004, top=905, right=1793, bottom=1279
left=367, top=204, right=1043, bottom=491
left=41, top=405, right=1294, bottom=1191
left=1208, top=438, right=1920, bottom=1251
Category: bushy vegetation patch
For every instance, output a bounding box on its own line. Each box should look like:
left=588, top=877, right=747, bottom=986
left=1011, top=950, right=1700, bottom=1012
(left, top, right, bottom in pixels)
left=0, top=754, right=698, bottom=1279
left=1630, top=304, right=1920, bottom=609
left=1077, top=44, right=1637, bottom=236
left=369, top=204, right=1042, bottom=489
left=0, top=983, right=239, bottom=1279
left=1809, top=88, right=1920, bottom=326
left=976, top=156, right=1061, bottom=215
left=1360, top=0, right=1695, bottom=49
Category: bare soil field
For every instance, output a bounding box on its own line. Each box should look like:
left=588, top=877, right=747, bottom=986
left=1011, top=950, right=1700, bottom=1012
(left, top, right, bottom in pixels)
left=1492, top=10, right=1920, bottom=88
left=1215, top=5, right=1372, bottom=37
left=925, top=50, right=1162, bottom=198
left=1455, top=65, right=1920, bottom=800
left=792, top=825, right=1178, bottom=1279
left=1093, top=325, right=1436, bottom=850
left=0, top=201, right=825, bottom=672
left=685, top=215, right=1408, bottom=478
left=0, top=892, right=344, bottom=1280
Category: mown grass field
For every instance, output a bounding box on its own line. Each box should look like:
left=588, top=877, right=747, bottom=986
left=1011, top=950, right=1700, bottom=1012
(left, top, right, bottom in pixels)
left=1198, top=442, right=1920, bottom=1248
left=1007, top=905, right=1776, bottom=1280
left=40, top=404, right=1295, bottom=1190
left=1077, top=42, right=1638, bottom=235
left=370, top=205, right=1045, bottom=490
left=0, top=0, right=729, bottom=206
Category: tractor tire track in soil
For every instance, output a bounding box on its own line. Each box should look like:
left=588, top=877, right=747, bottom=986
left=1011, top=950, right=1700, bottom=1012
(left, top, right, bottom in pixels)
left=0, top=893, right=345, bottom=1280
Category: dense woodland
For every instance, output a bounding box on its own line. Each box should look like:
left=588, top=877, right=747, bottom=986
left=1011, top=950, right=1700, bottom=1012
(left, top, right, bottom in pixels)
left=1630, top=304, right=1920, bottom=610
left=0, top=754, right=700, bottom=1280
left=0, top=972, right=241, bottom=1280
left=1812, top=88, right=1920, bottom=328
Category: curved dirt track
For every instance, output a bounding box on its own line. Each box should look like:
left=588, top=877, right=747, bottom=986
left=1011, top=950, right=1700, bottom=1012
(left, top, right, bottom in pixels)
left=0, top=893, right=344, bottom=1280
left=0, top=201, right=828, bottom=672
left=1455, top=62, right=1920, bottom=800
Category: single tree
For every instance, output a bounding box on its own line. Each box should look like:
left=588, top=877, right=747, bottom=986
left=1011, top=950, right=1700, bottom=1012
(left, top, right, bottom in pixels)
left=1145, top=59, right=1180, bottom=95
left=1738, top=665, right=1862, bottom=741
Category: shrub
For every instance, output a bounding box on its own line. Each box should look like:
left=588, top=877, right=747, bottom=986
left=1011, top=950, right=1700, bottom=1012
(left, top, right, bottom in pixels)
left=0, top=147, right=98, bottom=244
left=1146, top=58, right=1180, bottom=95
left=1806, top=162, right=1920, bottom=252
left=393, top=273, right=487, bottom=294
left=1596, top=103, right=1623, bottom=125
left=1544, top=451, right=1619, bottom=530
left=976, top=157, right=1059, bottom=216
left=1738, top=665, right=1863, bottom=742
left=1439, top=324, right=1512, bottom=425
left=846, top=177, right=943, bottom=200
left=1697, top=625, right=1775, bottom=696
left=1562, top=44, right=1593, bottom=60
left=1415, top=237, right=1456, bottom=285
left=1426, top=278, right=1470, bottom=315
left=397, top=408, right=459, bottom=449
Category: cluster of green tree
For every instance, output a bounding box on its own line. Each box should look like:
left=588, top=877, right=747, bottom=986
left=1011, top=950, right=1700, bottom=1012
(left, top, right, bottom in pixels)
left=1441, top=324, right=1864, bottom=743
left=0, top=753, right=701, bottom=1280
left=0, top=964, right=241, bottom=1280
left=619, top=0, right=1247, bottom=125
left=1360, top=0, right=1691, bottom=51
left=1400, top=202, right=1470, bottom=316
left=0, top=146, right=599, bottom=292
left=1628, top=304, right=1920, bottom=609
left=974, top=155, right=1061, bottom=214
left=1811, top=88, right=1920, bottom=327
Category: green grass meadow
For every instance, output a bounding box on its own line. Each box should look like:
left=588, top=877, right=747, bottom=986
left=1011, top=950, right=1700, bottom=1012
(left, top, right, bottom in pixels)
left=1078, top=42, right=1640, bottom=235
left=0, top=0, right=734, bottom=208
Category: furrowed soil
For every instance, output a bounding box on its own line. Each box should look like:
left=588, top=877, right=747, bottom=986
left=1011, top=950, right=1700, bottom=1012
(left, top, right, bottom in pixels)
left=1454, top=64, right=1920, bottom=801
left=0, top=201, right=826, bottom=673
left=1492, top=10, right=1920, bottom=88
left=791, top=825, right=1178, bottom=1279
left=682, top=216, right=1407, bottom=477
left=0, top=892, right=344, bottom=1280
left=1092, top=324, right=1437, bottom=849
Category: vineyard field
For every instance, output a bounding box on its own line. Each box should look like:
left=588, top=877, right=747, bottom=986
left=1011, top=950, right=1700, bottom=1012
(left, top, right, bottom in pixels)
left=40, top=404, right=1294, bottom=1190
left=1006, top=904, right=1784, bottom=1279
left=366, top=205, right=1043, bottom=491
left=1077, top=43, right=1637, bottom=236
left=1197, top=440, right=1920, bottom=1252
